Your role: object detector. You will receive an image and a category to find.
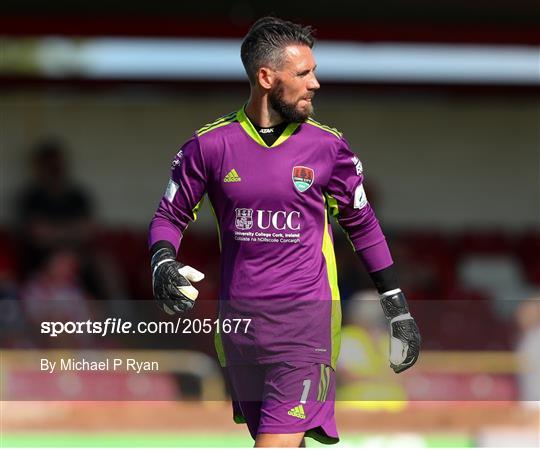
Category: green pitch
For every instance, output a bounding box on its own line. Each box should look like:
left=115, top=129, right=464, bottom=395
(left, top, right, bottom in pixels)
left=2, top=432, right=472, bottom=448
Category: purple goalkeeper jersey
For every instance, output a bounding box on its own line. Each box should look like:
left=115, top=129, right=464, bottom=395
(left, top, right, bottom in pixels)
left=149, top=107, right=392, bottom=368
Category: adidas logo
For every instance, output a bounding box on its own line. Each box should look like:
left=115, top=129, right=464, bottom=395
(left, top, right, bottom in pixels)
left=224, top=169, right=241, bottom=182
left=287, top=404, right=306, bottom=419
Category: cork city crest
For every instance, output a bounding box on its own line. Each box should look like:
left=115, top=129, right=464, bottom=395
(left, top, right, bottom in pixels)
left=292, top=166, right=314, bottom=193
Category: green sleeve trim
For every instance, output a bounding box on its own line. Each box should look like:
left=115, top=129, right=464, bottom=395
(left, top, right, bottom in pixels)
left=197, top=111, right=237, bottom=136
left=306, top=118, right=343, bottom=139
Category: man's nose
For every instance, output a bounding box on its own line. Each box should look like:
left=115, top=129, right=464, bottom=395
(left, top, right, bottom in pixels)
left=308, top=73, right=320, bottom=90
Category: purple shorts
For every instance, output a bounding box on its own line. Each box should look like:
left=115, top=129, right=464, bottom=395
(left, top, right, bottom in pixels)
left=226, top=362, right=339, bottom=444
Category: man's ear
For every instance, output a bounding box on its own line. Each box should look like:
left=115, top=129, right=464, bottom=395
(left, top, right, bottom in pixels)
left=257, top=67, right=275, bottom=90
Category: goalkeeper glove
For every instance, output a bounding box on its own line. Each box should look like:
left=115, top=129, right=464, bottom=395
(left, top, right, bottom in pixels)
left=151, top=247, right=205, bottom=315
left=380, top=289, right=421, bottom=373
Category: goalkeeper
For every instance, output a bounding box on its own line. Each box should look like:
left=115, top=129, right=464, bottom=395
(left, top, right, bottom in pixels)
left=149, top=16, right=420, bottom=448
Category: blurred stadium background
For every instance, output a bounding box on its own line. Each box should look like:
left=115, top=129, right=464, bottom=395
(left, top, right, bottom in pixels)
left=1, top=0, right=539, bottom=447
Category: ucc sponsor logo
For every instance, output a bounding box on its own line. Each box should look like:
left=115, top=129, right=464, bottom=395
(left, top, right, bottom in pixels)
left=235, top=208, right=301, bottom=231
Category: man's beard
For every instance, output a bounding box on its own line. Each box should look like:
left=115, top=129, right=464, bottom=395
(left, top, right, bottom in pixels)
left=268, top=82, right=314, bottom=123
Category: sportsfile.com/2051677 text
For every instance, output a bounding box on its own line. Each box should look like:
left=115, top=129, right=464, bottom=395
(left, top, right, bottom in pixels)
left=40, top=318, right=252, bottom=337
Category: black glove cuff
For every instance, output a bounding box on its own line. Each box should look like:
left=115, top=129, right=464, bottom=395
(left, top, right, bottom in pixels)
left=380, top=290, right=410, bottom=320
left=150, top=241, right=176, bottom=268
left=367, top=264, right=399, bottom=294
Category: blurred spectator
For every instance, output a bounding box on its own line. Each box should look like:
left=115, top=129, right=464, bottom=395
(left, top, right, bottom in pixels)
left=515, top=295, right=540, bottom=409
left=17, top=138, right=94, bottom=270
left=21, top=249, right=91, bottom=317
left=16, top=138, right=126, bottom=301
left=20, top=249, right=94, bottom=347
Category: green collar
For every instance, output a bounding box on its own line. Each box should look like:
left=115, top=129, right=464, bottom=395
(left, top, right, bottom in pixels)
left=236, top=107, right=300, bottom=148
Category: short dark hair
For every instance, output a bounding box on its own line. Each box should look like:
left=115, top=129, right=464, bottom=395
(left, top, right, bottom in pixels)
left=241, top=16, right=315, bottom=85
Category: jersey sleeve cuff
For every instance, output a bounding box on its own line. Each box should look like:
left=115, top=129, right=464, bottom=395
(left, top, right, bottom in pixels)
left=355, top=239, right=393, bottom=273
left=148, top=220, right=182, bottom=254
